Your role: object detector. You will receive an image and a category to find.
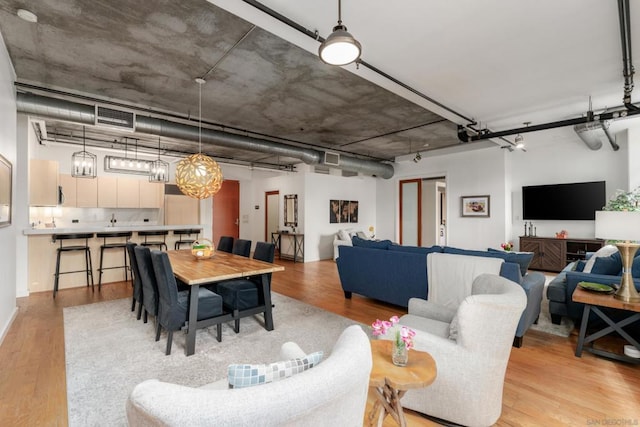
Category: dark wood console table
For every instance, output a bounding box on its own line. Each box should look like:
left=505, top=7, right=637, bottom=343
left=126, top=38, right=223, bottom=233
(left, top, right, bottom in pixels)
left=271, top=232, right=304, bottom=263
left=520, top=236, right=604, bottom=272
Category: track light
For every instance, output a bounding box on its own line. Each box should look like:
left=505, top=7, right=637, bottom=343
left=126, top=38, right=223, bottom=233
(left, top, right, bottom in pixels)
left=318, top=0, right=362, bottom=66
left=413, top=152, right=422, bottom=163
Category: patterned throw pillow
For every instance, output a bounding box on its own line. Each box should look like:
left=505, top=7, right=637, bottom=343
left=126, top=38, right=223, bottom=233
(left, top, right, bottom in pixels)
left=228, top=351, right=323, bottom=389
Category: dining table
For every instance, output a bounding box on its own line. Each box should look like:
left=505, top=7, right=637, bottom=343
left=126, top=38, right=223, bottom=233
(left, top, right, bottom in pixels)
left=166, top=249, right=285, bottom=356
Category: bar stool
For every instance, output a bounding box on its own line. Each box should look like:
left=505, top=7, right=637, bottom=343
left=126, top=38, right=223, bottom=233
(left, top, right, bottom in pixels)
left=173, top=228, right=202, bottom=250
left=139, top=230, right=168, bottom=251
left=52, top=233, right=95, bottom=299
left=96, top=231, right=133, bottom=289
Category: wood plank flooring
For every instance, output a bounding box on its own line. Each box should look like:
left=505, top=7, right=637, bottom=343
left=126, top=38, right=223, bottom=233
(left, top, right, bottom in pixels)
left=0, top=259, right=638, bottom=426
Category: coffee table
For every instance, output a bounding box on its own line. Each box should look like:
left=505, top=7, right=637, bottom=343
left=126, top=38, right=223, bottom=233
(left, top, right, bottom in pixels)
left=573, top=286, right=640, bottom=364
left=368, top=339, right=437, bottom=427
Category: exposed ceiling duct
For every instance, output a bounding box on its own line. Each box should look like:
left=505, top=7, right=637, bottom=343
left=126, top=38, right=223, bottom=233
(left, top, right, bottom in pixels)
left=573, top=121, right=619, bottom=151
left=16, top=92, right=394, bottom=179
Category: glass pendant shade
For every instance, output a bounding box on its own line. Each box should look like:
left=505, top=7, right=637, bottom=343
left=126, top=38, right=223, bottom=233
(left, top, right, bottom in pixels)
left=149, top=159, right=169, bottom=183
left=175, top=153, right=223, bottom=199
left=71, top=127, right=97, bottom=178
left=319, top=24, right=362, bottom=66
left=71, top=150, right=97, bottom=178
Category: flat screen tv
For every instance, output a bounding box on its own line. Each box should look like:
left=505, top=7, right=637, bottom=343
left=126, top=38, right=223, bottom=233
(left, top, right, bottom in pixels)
left=522, top=181, right=606, bottom=221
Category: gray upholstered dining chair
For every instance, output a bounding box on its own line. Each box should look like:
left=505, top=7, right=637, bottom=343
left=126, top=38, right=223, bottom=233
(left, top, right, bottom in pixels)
left=150, top=250, right=225, bottom=355
left=216, top=242, right=276, bottom=333
left=126, top=242, right=143, bottom=320
left=217, top=236, right=234, bottom=253
left=231, top=239, right=252, bottom=257
left=134, top=246, right=159, bottom=325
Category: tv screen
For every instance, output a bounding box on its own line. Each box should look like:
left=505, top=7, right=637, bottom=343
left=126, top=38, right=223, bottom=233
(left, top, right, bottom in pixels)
left=522, top=181, right=606, bottom=221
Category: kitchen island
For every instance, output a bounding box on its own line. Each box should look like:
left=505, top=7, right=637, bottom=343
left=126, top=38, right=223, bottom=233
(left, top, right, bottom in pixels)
left=24, top=224, right=203, bottom=293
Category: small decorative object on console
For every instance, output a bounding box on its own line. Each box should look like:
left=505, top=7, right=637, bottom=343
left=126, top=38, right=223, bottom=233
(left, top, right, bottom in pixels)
left=556, top=230, right=568, bottom=239
left=371, top=315, right=416, bottom=366
left=191, top=239, right=214, bottom=260
left=500, top=242, right=513, bottom=251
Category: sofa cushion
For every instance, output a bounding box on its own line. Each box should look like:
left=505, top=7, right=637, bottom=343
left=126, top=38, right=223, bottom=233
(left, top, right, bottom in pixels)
left=591, top=252, right=622, bottom=276
left=352, top=236, right=392, bottom=250
left=228, top=351, right=323, bottom=389
left=444, top=246, right=532, bottom=277
left=388, top=245, right=444, bottom=255
left=582, top=245, right=618, bottom=273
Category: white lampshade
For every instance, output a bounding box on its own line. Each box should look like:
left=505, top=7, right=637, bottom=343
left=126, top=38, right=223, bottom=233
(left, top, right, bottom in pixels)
left=595, top=211, right=640, bottom=241
left=318, top=25, right=362, bottom=66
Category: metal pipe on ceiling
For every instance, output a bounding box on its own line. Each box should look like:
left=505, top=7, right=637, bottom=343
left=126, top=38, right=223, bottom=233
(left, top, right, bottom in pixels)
left=16, top=92, right=395, bottom=179
left=618, top=0, right=639, bottom=111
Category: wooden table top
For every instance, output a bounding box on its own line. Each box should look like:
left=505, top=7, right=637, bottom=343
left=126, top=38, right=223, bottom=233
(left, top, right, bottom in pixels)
left=369, top=340, right=437, bottom=391
left=573, top=287, right=640, bottom=313
left=166, top=250, right=285, bottom=286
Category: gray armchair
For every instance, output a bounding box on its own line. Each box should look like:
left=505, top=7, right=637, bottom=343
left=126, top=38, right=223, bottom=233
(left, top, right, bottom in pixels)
left=399, top=274, right=526, bottom=426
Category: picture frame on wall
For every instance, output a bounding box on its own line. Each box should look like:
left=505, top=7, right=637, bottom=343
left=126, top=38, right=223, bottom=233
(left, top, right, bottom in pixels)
left=349, top=200, right=358, bottom=223
left=461, top=195, right=490, bottom=217
left=339, top=200, right=350, bottom=223
left=329, top=199, right=340, bottom=223
left=0, top=154, right=12, bottom=227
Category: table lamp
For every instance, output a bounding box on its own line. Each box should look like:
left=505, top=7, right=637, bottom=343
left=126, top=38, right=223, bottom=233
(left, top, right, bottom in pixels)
left=594, top=211, right=640, bottom=302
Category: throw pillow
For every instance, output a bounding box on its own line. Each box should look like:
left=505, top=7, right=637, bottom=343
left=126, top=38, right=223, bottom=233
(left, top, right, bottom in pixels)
left=582, top=245, right=618, bottom=274
left=590, top=252, right=622, bottom=276
left=351, top=235, right=392, bottom=250
left=337, top=229, right=351, bottom=242
left=228, top=351, right=323, bottom=389
left=448, top=314, right=459, bottom=341
left=572, top=260, right=586, bottom=272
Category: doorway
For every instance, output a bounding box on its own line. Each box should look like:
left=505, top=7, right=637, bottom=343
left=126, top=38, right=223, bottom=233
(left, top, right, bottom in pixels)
left=399, top=177, right=446, bottom=247
left=265, top=191, right=279, bottom=243
left=212, top=180, right=239, bottom=245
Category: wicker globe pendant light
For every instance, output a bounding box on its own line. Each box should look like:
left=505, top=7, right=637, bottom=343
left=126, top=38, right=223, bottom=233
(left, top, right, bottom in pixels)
left=175, top=78, right=223, bottom=199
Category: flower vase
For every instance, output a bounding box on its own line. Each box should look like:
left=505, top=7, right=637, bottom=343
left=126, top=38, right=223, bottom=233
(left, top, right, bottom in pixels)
left=392, top=341, right=408, bottom=366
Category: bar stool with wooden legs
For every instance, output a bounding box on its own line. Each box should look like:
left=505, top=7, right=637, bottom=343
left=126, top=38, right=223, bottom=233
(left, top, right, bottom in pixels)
left=96, top=231, right=133, bottom=290
left=52, top=233, right=95, bottom=299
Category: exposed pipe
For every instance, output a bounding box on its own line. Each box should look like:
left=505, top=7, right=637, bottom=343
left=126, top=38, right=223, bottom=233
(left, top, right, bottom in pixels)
left=16, top=92, right=395, bottom=179
left=618, top=0, right=639, bottom=110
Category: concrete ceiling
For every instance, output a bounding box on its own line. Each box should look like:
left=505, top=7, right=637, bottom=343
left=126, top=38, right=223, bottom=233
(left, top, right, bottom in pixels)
left=0, top=0, right=639, bottom=171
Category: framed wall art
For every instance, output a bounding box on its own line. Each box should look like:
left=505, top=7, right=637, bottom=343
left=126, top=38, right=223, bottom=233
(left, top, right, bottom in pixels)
left=461, top=195, right=490, bottom=217
left=329, top=199, right=359, bottom=223
left=0, top=154, right=12, bottom=227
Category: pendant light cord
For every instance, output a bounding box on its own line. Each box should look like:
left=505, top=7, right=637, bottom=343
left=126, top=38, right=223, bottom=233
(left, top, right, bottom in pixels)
left=337, top=0, right=342, bottom=25
left=198, top=80, right=203, bottom=154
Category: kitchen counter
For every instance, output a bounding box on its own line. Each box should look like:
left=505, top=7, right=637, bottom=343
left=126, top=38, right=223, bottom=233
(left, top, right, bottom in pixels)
left=23, top=224, right=202, bottom=236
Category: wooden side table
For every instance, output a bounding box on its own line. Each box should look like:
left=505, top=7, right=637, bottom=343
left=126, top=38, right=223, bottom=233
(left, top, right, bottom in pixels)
left=573, top=287, right=640, bottom=364
left=368, top=340, right=437, bottom=427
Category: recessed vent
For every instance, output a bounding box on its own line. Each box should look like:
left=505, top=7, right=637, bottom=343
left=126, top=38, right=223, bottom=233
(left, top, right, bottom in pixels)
left=31, top=119, right=47, bottom=142
left=324, top=151, right=340, bottom=166
left=314, top=166, right=330, bottom=175
left=342, top=170, right=358, bottom=177
left=95, top=105, right=136, bottom=131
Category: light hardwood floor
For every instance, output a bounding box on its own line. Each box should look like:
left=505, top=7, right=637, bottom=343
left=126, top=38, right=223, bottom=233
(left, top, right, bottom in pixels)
left=0, top=259, right=638, bottom=426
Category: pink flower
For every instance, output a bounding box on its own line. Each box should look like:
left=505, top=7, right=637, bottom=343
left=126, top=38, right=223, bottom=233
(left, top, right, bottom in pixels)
left=371, top=315, right=416, bottom=349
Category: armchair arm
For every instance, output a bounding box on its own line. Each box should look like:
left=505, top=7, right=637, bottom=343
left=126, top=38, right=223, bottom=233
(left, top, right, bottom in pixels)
left=407, top=298, right=457, bottom=323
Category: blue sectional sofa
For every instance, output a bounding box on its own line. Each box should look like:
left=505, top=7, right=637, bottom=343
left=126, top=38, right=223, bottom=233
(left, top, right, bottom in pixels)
left=336, top=238, right=545, bottom=347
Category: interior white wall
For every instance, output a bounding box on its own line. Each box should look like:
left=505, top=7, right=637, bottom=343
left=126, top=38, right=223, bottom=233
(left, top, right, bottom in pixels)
left=508, top=126, right=629, bottom=246
left=304, top=173, right=376, bottom=261
left=378, top=147, right=506, bottom=250
left=0, top=32, right=18, bottom=342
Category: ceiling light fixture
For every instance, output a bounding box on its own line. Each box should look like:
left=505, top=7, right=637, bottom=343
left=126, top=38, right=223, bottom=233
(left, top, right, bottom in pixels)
left=175, top=78, right=223, bottom=199
left=318, top=0, right=362, bottom=66
left=17, top=9, right=38, bottom=23
left=150, top=130, right=169, bottom=183
left=71, top=126, right=97, bottom=178
left=104, top=137, right=154, bottom=175
left=514, top=122, right=530, bottom=150
left=413, top=152, right=422, bottom=163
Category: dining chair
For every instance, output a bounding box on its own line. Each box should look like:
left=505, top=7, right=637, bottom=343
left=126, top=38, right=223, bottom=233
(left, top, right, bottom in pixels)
left=126, top=242, right=144, bottom=320
left=231, top=239, right=252, bottom=258
left=216, top=242, right=276, bottom=333
left=134, top=246, right=159, bottom=325
left=150, top=250, right=224, bottom=355
left=217, top=236, right=234, bottom=253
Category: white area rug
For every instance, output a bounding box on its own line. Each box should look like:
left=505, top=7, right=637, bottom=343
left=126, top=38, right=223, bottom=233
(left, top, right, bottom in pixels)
left=529, top=273, right=574, bottom=337
left=64, top=293, right=361, bottom=426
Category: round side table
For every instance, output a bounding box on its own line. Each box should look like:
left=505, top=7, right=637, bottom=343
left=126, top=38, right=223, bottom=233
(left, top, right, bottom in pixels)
left=368, top=339, right=437, bottom=427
